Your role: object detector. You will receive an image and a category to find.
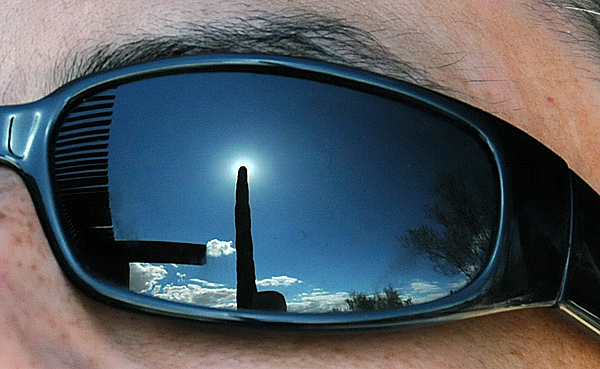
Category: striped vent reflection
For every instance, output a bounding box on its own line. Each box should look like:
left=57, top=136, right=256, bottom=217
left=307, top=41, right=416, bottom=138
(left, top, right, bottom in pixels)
left=54, top=92, right=114, bottom=228
left=52, top=90, right=128, bottom=285
left=54, top=93, right=114, bottom=194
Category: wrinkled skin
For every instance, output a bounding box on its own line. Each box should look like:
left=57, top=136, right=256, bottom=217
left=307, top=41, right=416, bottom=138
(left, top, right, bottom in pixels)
left=1, top=0, right=600, bottom=367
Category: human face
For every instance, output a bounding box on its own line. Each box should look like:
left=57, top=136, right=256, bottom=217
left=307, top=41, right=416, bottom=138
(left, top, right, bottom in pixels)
left=1, top=0, right=600, bottom=367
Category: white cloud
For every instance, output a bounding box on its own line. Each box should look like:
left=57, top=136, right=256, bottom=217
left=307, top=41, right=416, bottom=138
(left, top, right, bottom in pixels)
left=446, top=280, right=468, bottom=292
left=409, top=281, right=449, bottom=303
left=207, top=239, right=236, bottom=257
left=129, top=263, right=168, bottom=293
left=256, top=276, right=303, bottom=287
left=153, top=282, right=237, bottom=307
left=411, top=281, right=441, bottom=294
left=189, top=278, right=226, bottom=288
left=287, top=289, right=349, bottom=313
left=212, top=301, right=237, bottom=310
left=129, top=263, right=237, bottom=308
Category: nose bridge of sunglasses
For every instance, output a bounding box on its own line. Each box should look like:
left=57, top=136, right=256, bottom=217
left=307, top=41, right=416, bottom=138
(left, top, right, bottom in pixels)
left=0, top=105, right=43, bottom=160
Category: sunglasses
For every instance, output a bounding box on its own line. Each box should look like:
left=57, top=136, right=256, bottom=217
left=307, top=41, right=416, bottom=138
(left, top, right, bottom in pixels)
left=1, top=54, right=598, bottom=331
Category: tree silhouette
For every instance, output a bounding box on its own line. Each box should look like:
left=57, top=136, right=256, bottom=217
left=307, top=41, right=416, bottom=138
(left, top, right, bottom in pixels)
left=338, top=285, right=412, bottom=312
left=400, top=172, right=497, bottom=282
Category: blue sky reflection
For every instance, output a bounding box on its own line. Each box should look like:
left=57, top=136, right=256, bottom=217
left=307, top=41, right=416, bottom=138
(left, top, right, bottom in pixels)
left=108, top=72, right=496, bottom=313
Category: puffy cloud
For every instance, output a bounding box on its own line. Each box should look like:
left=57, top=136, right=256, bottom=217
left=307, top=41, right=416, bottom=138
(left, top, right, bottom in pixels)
left=129, top=263, right=168, bottom=293
left=256, top=275, right=302, bottom=287
left=130, top=263, right=237, bottom=308
left=153, top=282, right=237, bottom=307
left=287, top=289, right=349, bottom=313
left=207, top=239, right=236, bottom=257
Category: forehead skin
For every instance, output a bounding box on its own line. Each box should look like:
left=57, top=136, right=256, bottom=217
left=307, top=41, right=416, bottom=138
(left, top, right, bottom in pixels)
left=1, top=0, right=600, bottom=367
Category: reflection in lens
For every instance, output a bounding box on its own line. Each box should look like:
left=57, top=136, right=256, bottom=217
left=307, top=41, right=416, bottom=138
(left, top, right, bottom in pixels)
left=53, top=72, right=499, bottom=313
left=401, top=171, right=497, bottom=284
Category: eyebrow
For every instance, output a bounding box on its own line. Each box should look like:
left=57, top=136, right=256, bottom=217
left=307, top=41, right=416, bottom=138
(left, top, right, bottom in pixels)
left=51, top=11, right=443, bottom=91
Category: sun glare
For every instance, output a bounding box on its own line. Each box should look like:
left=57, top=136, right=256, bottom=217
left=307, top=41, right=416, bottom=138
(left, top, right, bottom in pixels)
left=232, top=158, right=256, bottom=180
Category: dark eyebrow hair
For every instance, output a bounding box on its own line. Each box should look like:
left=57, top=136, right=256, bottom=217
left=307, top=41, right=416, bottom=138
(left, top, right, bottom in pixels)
left=51, top=11, right=443, bottom=91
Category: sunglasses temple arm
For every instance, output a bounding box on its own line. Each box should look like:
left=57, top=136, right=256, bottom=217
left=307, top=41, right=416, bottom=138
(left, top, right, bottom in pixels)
left=0, top=107, right=10, bottom=160
left=557, top=172, right=600, bottom=334
left=0, top=104, right=45, bottom=165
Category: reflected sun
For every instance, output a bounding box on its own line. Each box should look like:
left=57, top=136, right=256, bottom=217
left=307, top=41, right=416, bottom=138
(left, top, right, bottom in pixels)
left=232, top=158, right=256, bottom=180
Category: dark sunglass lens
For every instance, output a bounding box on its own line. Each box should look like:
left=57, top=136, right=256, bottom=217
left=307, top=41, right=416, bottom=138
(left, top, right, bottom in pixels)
left=52, top=72, right=499, bottom=313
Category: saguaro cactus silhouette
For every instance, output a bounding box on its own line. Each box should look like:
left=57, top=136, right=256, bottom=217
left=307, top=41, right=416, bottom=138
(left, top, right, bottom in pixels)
left=235, top=166, right=258, bottom=310
left=235, top=166, right=287, bottom=311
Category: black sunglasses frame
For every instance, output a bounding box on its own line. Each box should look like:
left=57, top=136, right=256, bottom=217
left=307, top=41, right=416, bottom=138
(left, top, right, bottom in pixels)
left=0, top=54, right=598, bottom=332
